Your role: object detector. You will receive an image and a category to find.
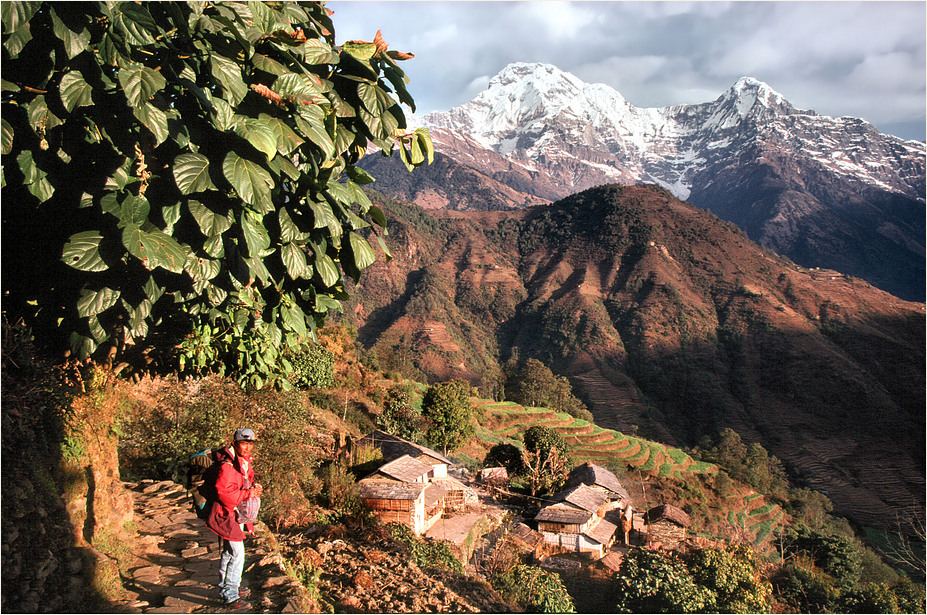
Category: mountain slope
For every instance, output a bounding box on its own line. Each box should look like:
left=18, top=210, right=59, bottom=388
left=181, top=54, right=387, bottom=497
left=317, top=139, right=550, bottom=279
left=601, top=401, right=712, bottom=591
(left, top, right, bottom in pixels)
left=363, top=62, right=925, bottom=300
left=341, top=185, right=925, bottom=530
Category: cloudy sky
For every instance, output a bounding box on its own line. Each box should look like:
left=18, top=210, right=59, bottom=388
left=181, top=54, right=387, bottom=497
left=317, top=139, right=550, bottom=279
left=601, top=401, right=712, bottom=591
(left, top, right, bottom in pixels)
left=327, top=1, right=926, bottom=141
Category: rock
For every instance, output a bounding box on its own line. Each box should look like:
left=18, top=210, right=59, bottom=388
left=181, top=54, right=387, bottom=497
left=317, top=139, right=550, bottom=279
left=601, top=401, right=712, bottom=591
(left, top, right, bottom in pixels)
left=353, top=570, right=374, bottom=590
left=340, top=595, right=363, bottom=611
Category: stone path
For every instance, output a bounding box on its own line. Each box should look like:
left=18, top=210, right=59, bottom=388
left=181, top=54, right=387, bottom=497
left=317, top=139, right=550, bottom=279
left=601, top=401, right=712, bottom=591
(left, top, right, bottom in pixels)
left=114, top=481, right=312, bottom=613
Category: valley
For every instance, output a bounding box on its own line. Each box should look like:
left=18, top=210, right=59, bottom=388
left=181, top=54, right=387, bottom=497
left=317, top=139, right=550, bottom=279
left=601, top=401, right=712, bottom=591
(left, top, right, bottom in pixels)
left=339, top=184, right=925, bottom=533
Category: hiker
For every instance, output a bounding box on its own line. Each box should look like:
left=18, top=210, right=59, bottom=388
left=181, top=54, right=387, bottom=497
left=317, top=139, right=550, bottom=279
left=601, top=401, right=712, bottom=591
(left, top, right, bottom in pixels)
left=205, top=428, right=263, bottom=608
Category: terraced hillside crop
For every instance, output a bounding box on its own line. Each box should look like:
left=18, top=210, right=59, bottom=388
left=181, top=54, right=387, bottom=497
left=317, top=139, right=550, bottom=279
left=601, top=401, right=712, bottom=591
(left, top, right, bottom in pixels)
left=469, top=399, right=717, bottom=480
left=461, top=397, right=787, bottom=549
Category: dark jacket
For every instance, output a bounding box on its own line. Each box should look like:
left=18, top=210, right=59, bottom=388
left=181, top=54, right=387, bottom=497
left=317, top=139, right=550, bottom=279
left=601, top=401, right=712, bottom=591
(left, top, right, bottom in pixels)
left=205, top=446, right=255, bottom=541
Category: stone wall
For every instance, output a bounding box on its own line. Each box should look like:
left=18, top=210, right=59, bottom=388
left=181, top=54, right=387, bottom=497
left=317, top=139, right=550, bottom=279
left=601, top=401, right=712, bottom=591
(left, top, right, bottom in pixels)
left=1, top=369, right=136, bottom=612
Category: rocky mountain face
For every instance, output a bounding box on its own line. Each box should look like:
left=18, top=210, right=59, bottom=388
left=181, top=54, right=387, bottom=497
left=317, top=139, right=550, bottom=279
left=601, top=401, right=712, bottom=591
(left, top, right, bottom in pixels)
left=341, top=185, right=925, bottom=532
left=361, top=62, right=926, bottom=301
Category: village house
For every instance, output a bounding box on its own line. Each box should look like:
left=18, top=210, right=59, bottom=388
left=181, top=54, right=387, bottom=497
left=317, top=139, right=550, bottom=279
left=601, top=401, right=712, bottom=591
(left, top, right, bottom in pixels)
left=644, top=503, right=691, bottom=551
left=355, top=430, right=477, bottom=535
left=565, top=462, right=635, bottom=544
left=535, top=483, right=620, bottom=558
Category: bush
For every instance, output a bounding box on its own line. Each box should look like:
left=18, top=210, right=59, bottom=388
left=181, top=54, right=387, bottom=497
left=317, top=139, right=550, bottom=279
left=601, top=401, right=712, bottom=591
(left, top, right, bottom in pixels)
left=289, top=345, right=335, bottom=389
left=388, top=523, right=463, bottom=573
left=490, top=564, right=575, bottom=613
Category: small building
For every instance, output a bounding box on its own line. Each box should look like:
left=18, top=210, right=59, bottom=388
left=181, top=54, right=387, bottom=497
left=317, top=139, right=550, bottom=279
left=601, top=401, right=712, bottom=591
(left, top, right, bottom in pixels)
left=535, top=484, right=618, bottom=558
left=565, top=462, right=630, bottom=503
left=644, top=504, right=690, bottom=551
left=355, top=481, right=432, bottom=535
left=479, top=466, right=509, bottom=485
left=356, top=430, right=477, bottom=534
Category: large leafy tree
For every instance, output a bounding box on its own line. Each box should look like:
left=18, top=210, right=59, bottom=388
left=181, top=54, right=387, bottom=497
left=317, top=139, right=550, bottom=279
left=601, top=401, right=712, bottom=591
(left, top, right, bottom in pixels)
left=1, top=1, right=432, bottom=388
left=421, top=379, right=473, bottom=455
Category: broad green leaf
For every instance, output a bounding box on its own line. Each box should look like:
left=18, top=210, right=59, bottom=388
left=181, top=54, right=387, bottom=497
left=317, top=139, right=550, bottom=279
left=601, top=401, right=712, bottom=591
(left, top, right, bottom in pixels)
left=118, top=194, right=150, bottom=228
left=416, top=127, right=434, bottom=164
left=252, top=53, right=288, bottom=76
left=241, top=211, right=270, bottom=257
left=410, top=136, right=424, bottom=165
left=118, top=62, right=167, bottom=107
left=278, top=207, right=309, bottom=242
left=314, top=252, right=339, bottom=287
left=281, top=242, right=311, bottom=279
left=116, top=2, right=158, bottom=45
left=211, top=54, right=248, bottom=106
left=212, top=97, right=234, bottom=131
left=264, top=115, right=305, bottom=154
left=1, top=1, right=41, bottom=34
left=188, top=200, right=232, bottom=237
left=51, top=8, right=90, bottom=59
left=346, top=165, right=375, bottom=185
left=69, top=332, right=97, bottom=358
left=308, top=199, right=337, bottom=230
left=243, top=254, right=272, bottom=285
left=234, top=117, right=278, bottom=160
left=162, top=203, right=181, bottom=228
left=3, top=23, right=32, bottom=58
left=123, top=224, right=189, bottom=274
left=143, top=276, right=164, bottom=304
left=342, top=41, right=377, bottom=61
left=247, top=0, right=275, bottom=34
left=204, top=235, right=225, bottom=258
left=223, top=152, right=273, bottom=210
left=375, top=233, right=392, bottom=261
left=77, top=287, right=121, bottom=318
left=284, top=302, right=308, bottom=337
left=368, top=205, right=387, bottom=229
left=334, top=123, right=355, bottom=157
left=357, top=82, right=380, bottom=113
left=62, top=231, right=108, bottom=272
left=302, top=38, right=335, bottom=64
left=275, top=154, right=300, bottom=180
left=59, top=71, right=93, bottom=112
left=28, top=96, right=62, bottom=132
left=273, top=73, right=323, bottom=101
left=348, top=232, right=376, bottom=270
left=174, top=153, right=215, bottom=194
left=295, top=105, right=334, bottom=159
left=207, top=284, right=228, bottom=306
left=184, top=253, right=221, bottom=282
left=134, top=102, right=169, bottom=145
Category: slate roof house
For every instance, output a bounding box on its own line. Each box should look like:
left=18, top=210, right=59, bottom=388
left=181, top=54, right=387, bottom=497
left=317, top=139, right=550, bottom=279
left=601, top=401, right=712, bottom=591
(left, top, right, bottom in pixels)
left=644, top=504, right=691, bottom=551
left=355, top=430, right=476, bottom=535
left=535, top=483, right=621, bottom=558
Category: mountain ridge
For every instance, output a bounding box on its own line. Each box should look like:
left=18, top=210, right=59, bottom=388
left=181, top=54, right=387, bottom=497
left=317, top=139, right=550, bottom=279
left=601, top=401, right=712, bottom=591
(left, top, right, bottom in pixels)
left=362, top=62, right=925, bottom=300
left=340, top=184, right=925, bottom=531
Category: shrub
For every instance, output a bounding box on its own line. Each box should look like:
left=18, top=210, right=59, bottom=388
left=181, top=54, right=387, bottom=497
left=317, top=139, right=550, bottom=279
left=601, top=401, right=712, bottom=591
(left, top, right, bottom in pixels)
left=387, top=523, right=463, bottom=574
left=289, top=345, right=335, bottom=389
left=491, top=564, right=575, bottom=613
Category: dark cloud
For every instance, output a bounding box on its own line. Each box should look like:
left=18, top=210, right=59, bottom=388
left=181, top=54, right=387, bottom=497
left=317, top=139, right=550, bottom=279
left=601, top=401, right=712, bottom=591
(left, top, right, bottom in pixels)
left=328, top=1, right=926, bottom=140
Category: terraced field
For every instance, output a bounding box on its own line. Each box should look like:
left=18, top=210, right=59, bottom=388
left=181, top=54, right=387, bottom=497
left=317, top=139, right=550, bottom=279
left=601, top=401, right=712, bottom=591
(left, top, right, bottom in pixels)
left=471, top=398, right=717, bottom=481
left=463, top=397, right=787, bottom=550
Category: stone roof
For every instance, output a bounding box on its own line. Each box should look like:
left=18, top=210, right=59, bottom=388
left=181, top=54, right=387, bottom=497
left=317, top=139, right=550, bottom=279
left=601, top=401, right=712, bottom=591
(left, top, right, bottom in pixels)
left=557, top=483, right=609, bottom=513
left=423, top=483, right=447, bottom=507
left=356, top=479, right=426, bottom=501
left=376, top=454, right=432, bottom=483
left=360, top=430, right=452, bottom=466
left=535, top=505, right=592, bottom=525
left=584, top=518, right=618, bottom=546
left=510, top=523, right=544, bottom=550
left=644, top=504, right=691, bottom=528
left=567, top=462, right=630, bottom=500
left=432, top=475, right=469, bottom=492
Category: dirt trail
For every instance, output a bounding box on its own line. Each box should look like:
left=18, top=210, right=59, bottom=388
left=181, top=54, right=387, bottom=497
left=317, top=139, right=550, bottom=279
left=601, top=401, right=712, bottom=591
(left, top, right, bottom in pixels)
left=117, top=481, right=310, bottom=613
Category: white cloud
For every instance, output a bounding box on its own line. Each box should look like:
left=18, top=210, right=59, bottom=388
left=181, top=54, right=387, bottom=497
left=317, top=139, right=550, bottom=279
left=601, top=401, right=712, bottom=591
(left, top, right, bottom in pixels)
left=326, top=1, right=926, bottom=140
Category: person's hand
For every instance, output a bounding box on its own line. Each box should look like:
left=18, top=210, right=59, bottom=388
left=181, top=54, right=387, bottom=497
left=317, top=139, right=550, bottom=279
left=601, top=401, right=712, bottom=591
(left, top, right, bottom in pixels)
left=252, top=483, right=263, bottom=497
